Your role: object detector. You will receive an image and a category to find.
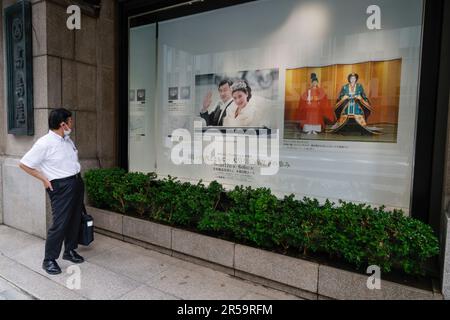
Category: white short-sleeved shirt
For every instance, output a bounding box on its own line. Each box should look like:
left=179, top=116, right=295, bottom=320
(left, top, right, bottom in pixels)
left=20, top=130, right=81, bottom=181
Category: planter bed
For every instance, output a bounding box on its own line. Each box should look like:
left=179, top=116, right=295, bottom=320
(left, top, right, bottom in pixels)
left=87, top=206, right=442, bottom=300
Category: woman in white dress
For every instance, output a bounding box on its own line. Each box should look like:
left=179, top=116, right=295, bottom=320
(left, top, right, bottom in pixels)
left=223, top=80, right=258, bottom=127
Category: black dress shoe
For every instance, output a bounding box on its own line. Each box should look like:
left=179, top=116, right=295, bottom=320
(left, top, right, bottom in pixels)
left=63, top=250, right=84, bottom=264
left=42, top=260, right=62, bottom=275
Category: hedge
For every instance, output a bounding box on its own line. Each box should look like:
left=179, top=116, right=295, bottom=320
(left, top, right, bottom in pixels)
left=84, top=168, right=440, bottom=276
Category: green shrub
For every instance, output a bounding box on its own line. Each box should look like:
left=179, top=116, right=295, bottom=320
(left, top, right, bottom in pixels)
left=386, top=210, right=440, bottom=274
left=201, top=186, right=280, bottom=248
left=84, top=168, right=126, bottom=210
left=84, top=168, right=440, bottom=276
left=148, top=177, right=224, bottom=227
left=111, top=172, right=156, bottom=215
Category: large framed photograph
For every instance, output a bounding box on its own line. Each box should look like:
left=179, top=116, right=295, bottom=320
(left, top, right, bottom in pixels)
left=284, top=59, right=402, bottom=143
left=195, top=69, right=280, bottom=129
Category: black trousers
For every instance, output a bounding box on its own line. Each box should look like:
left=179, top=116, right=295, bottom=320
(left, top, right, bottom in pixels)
left=45, top=173, right=84, bottom=261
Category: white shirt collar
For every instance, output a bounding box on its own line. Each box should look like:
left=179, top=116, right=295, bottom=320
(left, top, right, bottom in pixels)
left=49, top=130, right=69, bottom=141
left=219, top=98, right=233, bottom=109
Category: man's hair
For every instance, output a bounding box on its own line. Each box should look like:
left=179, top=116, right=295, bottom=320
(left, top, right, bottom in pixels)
left=48, top=108, right=72, bottom=130
left=218, top=79, right=233, bottom=89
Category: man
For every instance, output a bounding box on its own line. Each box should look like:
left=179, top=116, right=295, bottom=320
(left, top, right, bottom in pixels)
left=19, top=108, right=85, bottom=275
left=296, top=73, right=334, bottom=134
left=200, top=79, right=234, bottom=126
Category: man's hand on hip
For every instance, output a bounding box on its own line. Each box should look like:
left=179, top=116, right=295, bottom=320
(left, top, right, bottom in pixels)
left=44, top=179, right=54, bottom=191
left=19, top=163, right=53, bottom=191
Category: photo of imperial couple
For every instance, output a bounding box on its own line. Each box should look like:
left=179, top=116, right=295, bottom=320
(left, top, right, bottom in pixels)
left=197, top=69, right=279, bottom=129
left=296, top=72, right=384, bottom=136
left=286, top=59, right=402, bottom=143
left=197, top=60, right=401, bottom=143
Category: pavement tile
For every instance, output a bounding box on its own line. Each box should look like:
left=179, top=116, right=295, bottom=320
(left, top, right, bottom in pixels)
left=145, top=265, right=251, bottom=300
left=119, top=285, right=180, bottom=300
left=0, top=226, right=42, bottom=258
left=87, top=245, right=170, bottom=283
left=0, top=226, right=301, bottom=300
left=0, top=288, right=34, bottom=300
left=0, top=254, right=83, bottom=300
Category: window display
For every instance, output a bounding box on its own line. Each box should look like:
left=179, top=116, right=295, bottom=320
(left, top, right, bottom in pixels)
left=129, top=0, right=424, bottom=214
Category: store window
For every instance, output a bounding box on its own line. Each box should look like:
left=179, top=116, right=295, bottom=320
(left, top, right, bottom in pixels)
left=128, top=0, right=424, bottom=214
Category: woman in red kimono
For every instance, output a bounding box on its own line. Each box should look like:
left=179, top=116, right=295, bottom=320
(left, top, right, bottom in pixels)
left=296, top=73, right=335, bottom=134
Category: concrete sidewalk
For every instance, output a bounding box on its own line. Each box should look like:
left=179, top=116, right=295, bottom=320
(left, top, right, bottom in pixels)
left=0, top=225, right=301, bottom=300
left=0, top=277, right=34, bottom=300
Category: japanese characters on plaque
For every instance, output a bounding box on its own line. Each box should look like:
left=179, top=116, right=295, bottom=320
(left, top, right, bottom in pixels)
left=5, top=0, right=34, bottom=136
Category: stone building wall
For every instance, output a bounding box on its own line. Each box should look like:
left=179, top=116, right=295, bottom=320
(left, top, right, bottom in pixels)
left=0, top=1, right=4, bottom=225
left=446, top=95, right=450, bottom=209
left=441, top=94, right=450, bottom=299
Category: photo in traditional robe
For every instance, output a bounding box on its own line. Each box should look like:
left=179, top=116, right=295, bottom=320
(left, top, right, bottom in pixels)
left=195, top=69, right=280, bottom=129
left=284, top=59, right=402, bottom=143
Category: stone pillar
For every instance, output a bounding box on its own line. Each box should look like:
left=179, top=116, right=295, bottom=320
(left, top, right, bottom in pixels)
left=0, top=0, right=118, bottom=236
left=1, top=0, right=51, bottom=238
left=442, top=210, right=450, bottom=299
left=442, top=94, right=450, bottom=300
left=96, top=0, right=117, bottom=169
left=0, top=0, right=4, bottom=225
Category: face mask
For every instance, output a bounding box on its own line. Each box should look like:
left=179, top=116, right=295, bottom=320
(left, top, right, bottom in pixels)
left=62, top=123, right=71, bottom=137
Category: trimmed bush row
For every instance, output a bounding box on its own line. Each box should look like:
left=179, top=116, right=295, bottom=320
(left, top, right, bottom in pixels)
left=85, top=168, right=439, bottom=276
